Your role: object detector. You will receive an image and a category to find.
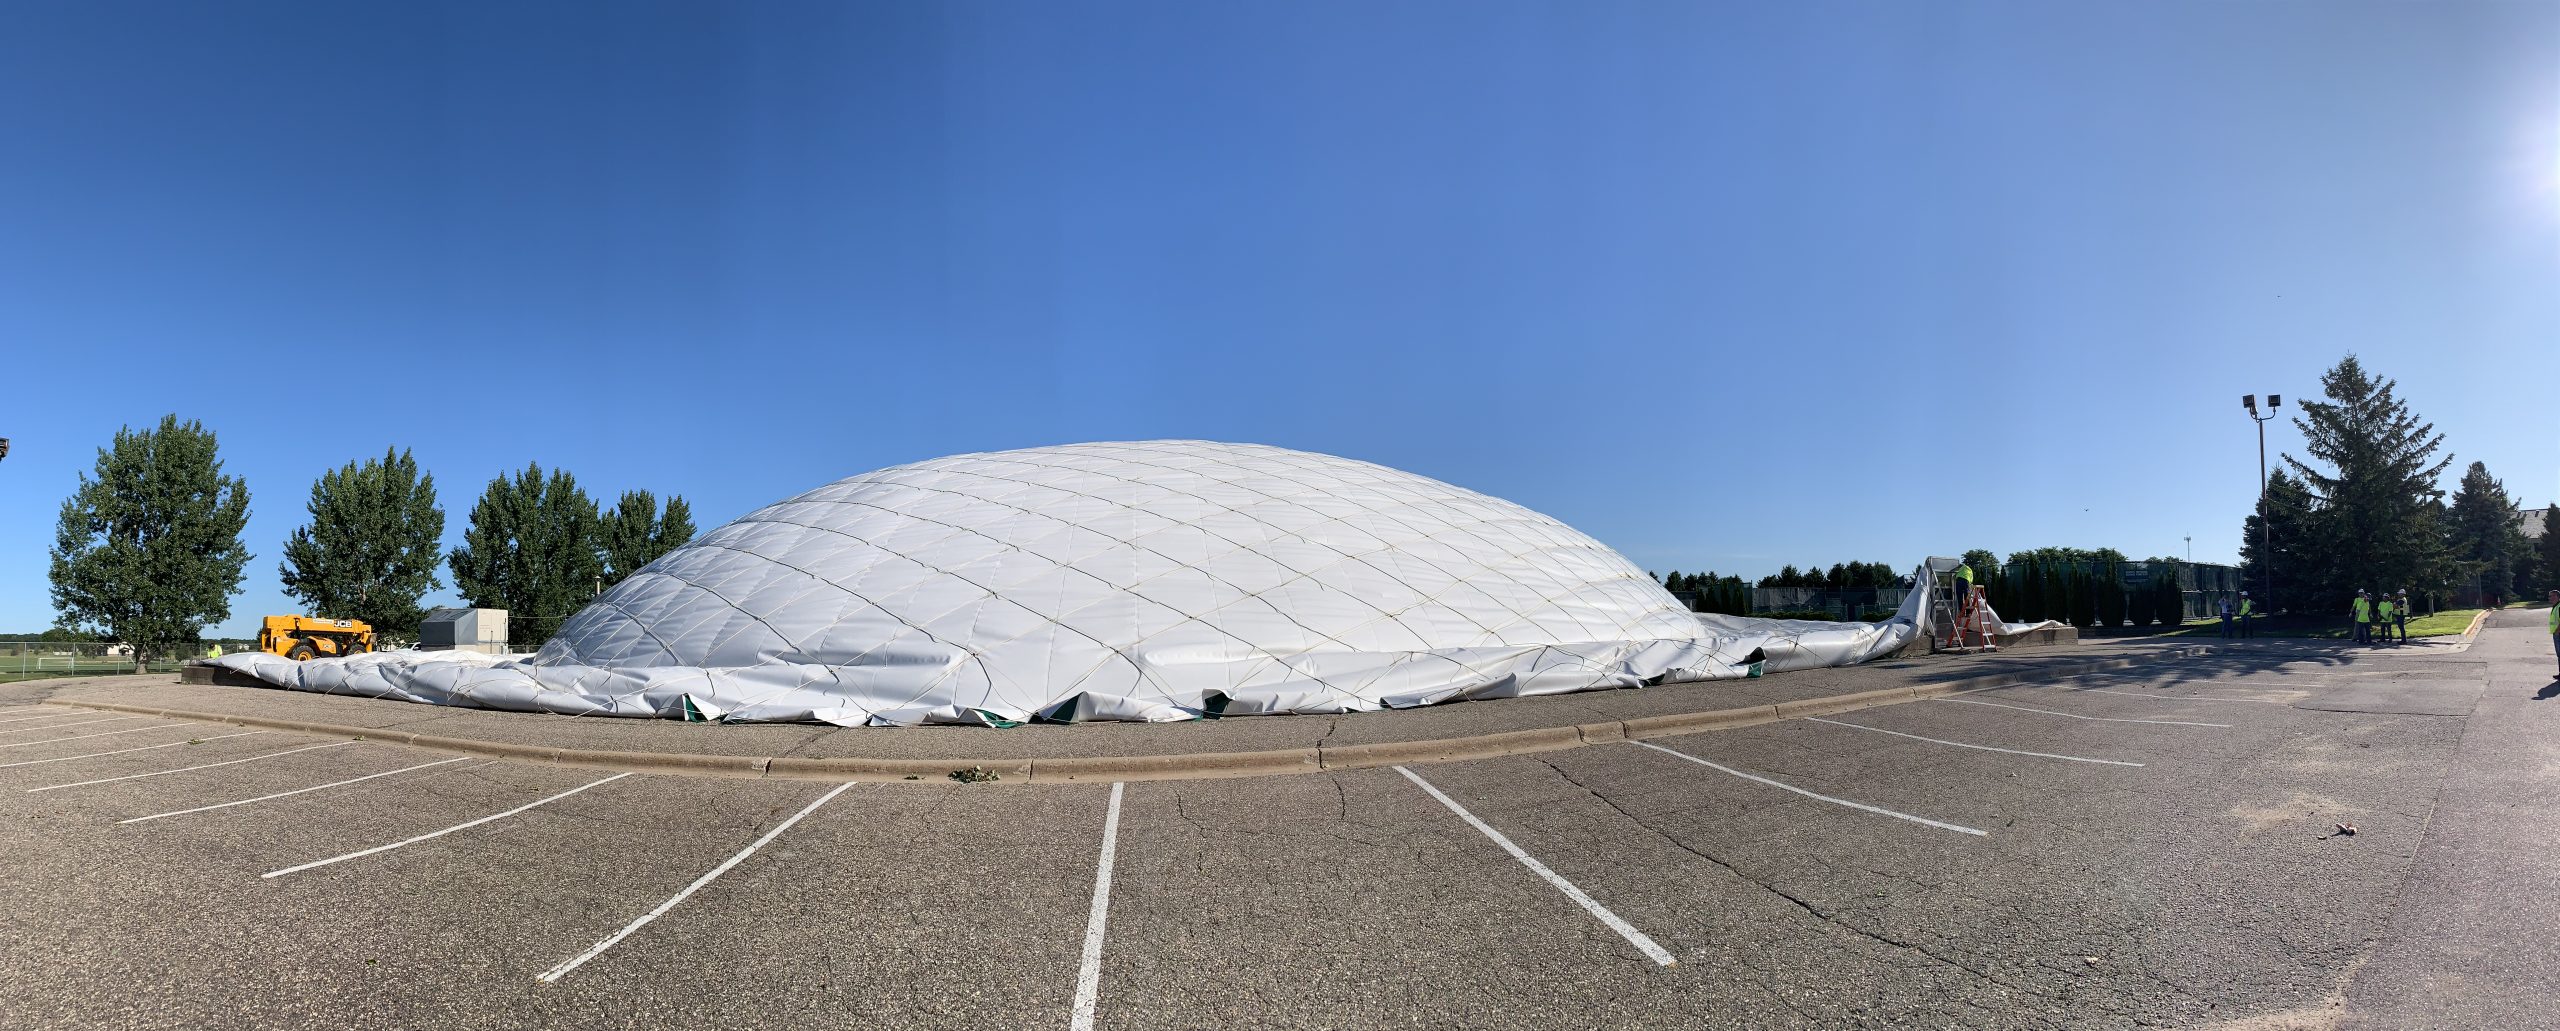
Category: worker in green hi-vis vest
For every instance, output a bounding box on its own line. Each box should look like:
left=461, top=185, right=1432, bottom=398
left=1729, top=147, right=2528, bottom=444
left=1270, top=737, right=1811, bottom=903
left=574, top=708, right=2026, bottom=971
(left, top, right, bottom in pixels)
left=2351, top=590, right=2373, bottom=646
left=2548, top=590, right=2558, bottom=677
left=2237, top=592, right=2256, bottom=639
left=2377, top=594, right=2398, bottom=647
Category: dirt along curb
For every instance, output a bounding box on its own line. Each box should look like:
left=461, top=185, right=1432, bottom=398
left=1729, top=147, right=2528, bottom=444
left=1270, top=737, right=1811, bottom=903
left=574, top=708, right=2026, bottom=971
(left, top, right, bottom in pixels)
left=2443, top=608, right=2493, bottom=654
left=44, top=645, right=2221, bottom=785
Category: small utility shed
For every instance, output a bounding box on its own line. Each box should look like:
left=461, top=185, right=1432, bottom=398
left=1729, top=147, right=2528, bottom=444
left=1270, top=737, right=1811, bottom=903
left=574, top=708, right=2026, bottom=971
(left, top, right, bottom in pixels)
left=418, top=608, right=510, bottom=654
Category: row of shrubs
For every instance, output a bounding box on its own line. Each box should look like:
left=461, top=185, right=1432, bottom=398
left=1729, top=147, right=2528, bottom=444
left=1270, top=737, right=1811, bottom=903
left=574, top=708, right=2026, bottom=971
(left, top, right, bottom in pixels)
left=1657, top=571, right=1751, bottom=615
left=1982, top=557, right=2189, bottom=628
left=1756, top=607, right=1903, bottom=622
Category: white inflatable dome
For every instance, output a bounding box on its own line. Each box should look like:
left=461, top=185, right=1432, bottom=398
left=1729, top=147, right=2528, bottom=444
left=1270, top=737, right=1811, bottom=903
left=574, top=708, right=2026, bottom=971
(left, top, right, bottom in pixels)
left=537, top=440, right=1719, bottom=723
left=219, top=441, right=1924, bottom=726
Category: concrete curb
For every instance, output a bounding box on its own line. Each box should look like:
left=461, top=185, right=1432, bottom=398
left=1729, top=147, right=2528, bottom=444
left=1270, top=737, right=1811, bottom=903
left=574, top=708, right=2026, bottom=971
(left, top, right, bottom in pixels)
left=47, top=645, right=2221, bottom=785
left=2440, top=609, right=2493, bottom=654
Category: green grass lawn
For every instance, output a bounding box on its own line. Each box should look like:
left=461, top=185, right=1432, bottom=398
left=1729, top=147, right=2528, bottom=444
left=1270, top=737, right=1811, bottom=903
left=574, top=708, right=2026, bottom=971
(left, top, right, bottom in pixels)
left=2153, top=608, right=2483, bottom=640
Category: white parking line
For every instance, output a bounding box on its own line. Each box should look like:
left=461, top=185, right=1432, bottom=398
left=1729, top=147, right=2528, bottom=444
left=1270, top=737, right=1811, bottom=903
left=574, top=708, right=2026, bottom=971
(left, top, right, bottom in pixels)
left=119, top=756, right=473, bottom=824
left=1630, top=740, right=1988, bottom=837
left=1933, top=697, right=2230, bottom=728
left=0, top=723, right=197, bottom=750
left=0, top=711, right=85, bottom=726
left=2069, top=687, right=2292, bottom=706
left=1394, top=765, right=1677, bottom=967
left=27, top=741, right=356, bottom=792
left=0, top=731, right=267, bottom=770
left=537, top=780, right=858, bottom=983
left=1803, top=717, right=2145, bottom=767
left=1070, top=782, right=1126, bottom=1031
left=265, top=771, right=633, bottom=879
left=0, top=715, right=146, bottom=738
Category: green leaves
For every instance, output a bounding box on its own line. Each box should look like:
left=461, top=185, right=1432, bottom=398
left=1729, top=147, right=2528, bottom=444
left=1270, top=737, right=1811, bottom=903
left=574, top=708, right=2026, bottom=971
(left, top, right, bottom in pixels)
left=598, top=490, right=699, bottom=589
left=48, top=415, right=252, bottom=667
left=448, top=464, right=602, bottom=646
left=278, top=447, right=446, bottom=640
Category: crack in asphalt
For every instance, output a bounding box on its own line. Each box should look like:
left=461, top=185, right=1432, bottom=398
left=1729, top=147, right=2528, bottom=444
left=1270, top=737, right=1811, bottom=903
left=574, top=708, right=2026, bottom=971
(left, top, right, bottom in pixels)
left=1527, top=755, right=2025, bottom=996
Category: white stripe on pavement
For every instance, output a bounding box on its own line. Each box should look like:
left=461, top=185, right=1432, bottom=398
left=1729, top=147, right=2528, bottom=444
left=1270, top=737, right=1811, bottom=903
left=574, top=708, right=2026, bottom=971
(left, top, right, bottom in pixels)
left=0, top=731, right=266, bottom=770
left=1803, top=717, right=2144, bottom=767
left=1933, top=697, right=2230, bottom=728
left=2070, top=687, right=2291, bottom=706
left=1630, top=740, right=1988, bottom=837
left=0, top=715, right=146, bottom=738
left=0, top=711, right=86, bottom=726
left=265, top=771, right=633, bottom=879
left=1070, top=782, right=1126, bottom=1031
left=28, top=741, right=357, bottom=792
left=1395, top=765, right=1677, bottom=967
left=120, top=757, right=472, bottom=824
left=0, top=723, right=196, bottom=750
left=537, top=781, right=858, bottom=983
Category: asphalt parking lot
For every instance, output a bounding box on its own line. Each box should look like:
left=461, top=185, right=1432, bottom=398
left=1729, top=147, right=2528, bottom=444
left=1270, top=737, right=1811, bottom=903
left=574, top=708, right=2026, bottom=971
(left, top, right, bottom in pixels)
left=4, top=614, right=2552, bottom=1030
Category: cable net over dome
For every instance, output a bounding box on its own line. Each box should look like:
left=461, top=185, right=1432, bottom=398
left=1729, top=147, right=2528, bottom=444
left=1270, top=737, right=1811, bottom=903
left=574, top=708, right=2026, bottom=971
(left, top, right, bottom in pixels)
left=215, top=441, right=1934, bottom=726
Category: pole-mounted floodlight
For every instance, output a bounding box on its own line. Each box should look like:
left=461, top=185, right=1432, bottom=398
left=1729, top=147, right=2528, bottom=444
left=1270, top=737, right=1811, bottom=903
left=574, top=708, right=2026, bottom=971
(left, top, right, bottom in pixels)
left=0, top=437, right=10, bottom=461
left=2244, top=391, right=2281, bottom=610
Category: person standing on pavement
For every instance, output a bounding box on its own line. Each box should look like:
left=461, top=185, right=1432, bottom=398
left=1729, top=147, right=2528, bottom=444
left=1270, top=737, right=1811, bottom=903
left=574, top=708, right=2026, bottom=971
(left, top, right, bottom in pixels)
left=2218, top=594, right=2236, bottom=638
left=2238, top=591, right=2256, bottom=638
left=2395, top=589, right=2413, bottom=643
left=2548, top=590, right=2558, bottom=677
left=2377, top=593, right=2398, bottom=646
left=2352, top=589, right=2373, bottom=645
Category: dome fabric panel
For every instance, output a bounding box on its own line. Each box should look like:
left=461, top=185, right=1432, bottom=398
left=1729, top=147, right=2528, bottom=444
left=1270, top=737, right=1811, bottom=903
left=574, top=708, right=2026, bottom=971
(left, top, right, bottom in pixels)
left=213, top=441, right=1923, bottom=726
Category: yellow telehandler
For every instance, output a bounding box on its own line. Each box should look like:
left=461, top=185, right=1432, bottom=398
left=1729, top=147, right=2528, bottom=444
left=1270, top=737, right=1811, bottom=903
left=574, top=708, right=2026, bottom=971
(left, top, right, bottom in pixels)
left=255, top=615, right=374, bottom=660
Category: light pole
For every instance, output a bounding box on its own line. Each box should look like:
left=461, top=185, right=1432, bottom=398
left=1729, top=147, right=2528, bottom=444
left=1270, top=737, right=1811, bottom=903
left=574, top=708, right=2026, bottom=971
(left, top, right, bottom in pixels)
left=2242, top=393, right=2281, bottom=608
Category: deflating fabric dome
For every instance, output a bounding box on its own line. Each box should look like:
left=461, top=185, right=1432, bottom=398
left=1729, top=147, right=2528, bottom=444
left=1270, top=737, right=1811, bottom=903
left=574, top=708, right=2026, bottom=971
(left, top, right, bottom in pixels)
left=531, top=440, right=1722, bottom=723
left=225, top=440, right=1911, bottom=726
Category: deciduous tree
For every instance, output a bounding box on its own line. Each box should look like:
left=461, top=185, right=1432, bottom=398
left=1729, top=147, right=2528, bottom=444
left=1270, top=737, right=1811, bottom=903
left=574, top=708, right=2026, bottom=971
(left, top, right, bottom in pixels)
left=448, top=463, right=601, bottom=646
left=598, top=490, right=698, bottom=589
left=278, top=448, right=446, bottom=641
left=49, top=415, right=252, bottom=671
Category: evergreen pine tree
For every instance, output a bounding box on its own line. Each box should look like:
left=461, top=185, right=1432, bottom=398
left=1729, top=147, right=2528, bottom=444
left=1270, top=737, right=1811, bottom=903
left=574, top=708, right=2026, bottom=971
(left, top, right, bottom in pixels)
left=2239, top=469, right=2321, bottom=614
left=2283, top=355, right=2455, bottom=612
left=2540, top=507, right=2560, bottom=598
left=2445, top=462, right=2529, bottom=604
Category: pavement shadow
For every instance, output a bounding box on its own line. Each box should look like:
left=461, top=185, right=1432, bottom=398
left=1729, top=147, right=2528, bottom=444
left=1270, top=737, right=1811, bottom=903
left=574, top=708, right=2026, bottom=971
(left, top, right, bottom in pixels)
left=1906, top=643, right=2358, bottom=692
left=2535, top=681, right=2560, bottom=702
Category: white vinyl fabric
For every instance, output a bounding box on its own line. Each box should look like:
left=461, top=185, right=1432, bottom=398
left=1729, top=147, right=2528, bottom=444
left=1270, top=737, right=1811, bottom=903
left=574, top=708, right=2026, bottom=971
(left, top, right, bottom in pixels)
left=213, top=441, right=1950, bottom=726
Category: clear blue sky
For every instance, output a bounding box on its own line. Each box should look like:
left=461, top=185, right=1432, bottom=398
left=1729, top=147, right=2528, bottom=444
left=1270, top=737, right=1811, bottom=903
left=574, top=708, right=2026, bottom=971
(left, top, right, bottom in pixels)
left=3, top=1, right=2554, bottom=637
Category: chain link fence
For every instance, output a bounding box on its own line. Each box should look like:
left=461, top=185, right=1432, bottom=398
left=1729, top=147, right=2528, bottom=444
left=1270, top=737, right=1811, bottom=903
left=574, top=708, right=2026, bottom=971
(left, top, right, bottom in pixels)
left=0, top=640, right=249, bottom=683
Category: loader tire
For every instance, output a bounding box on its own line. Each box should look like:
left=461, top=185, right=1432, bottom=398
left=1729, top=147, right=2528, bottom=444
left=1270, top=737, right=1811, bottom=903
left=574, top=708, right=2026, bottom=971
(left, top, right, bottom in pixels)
left=286, top=641, right=317, bottom=661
